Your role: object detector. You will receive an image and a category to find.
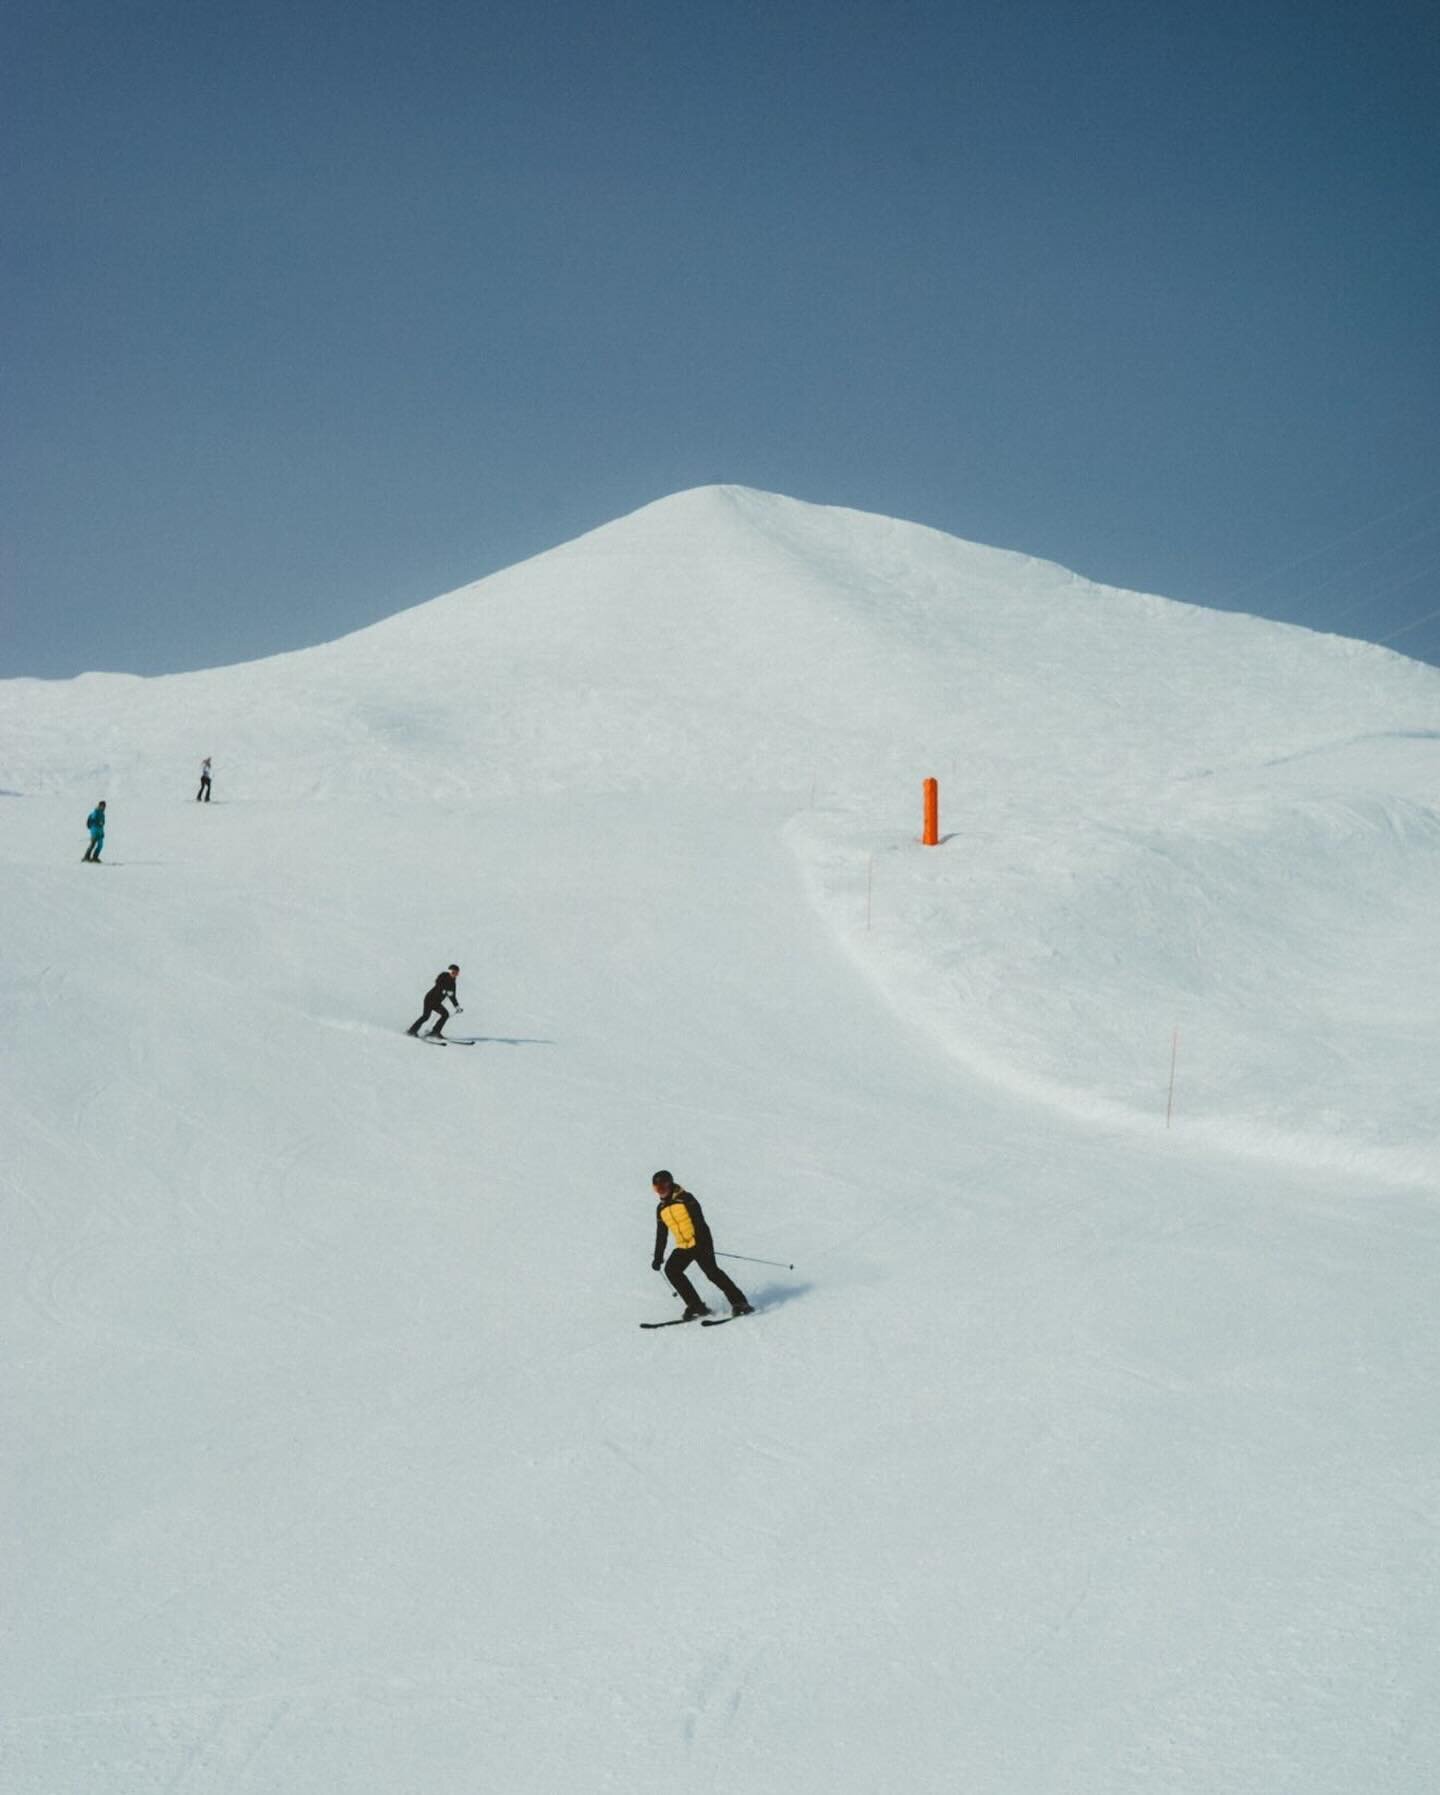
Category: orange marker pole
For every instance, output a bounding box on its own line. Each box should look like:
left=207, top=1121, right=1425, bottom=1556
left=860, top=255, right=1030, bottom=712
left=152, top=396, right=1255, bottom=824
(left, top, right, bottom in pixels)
left=922, top=777, right=939, bottom=846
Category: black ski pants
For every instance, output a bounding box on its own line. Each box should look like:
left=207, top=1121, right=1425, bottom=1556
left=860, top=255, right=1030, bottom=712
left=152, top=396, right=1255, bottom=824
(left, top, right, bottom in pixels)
left=197, top=777, right=211, bottom=801
left=407, top=1002, right=449, bottom=1036
left=664, top=1247, right=748, bottom=1313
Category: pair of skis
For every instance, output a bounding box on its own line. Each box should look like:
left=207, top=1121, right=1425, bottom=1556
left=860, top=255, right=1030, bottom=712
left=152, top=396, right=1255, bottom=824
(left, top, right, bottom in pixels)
left=639, top=1312, right=752, bottom=1330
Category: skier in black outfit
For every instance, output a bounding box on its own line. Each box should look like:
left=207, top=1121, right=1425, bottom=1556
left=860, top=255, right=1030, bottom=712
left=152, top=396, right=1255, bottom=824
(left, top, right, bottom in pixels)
left=196, top=757, right=212, bottom=801
left=406, top=964, right=461, bottom=1038
left=650, top=1170, right=753, bottom=1319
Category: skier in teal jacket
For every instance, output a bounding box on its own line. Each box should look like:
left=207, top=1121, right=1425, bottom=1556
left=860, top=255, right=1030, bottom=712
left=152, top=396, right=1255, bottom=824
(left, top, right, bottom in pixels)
left=82, top=800, right=106, bottom=863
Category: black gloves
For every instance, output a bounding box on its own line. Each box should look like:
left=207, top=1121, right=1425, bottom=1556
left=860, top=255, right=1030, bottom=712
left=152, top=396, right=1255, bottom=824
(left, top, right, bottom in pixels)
left=651, top=1259, right=663, bottom=1272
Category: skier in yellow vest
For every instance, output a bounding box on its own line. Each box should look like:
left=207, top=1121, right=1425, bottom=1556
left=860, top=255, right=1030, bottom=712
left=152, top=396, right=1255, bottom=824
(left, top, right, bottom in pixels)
left=650, top=1170, right=753, bottom=1320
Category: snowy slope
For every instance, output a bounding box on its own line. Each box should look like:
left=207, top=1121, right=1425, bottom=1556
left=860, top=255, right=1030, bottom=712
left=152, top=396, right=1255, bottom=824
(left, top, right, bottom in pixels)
left=3, top=488, right=1439, bottom=1793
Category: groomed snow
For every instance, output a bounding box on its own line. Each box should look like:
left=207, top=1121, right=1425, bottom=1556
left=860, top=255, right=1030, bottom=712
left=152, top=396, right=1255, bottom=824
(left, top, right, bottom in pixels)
left=4, top=486, right=1438, bottom=1791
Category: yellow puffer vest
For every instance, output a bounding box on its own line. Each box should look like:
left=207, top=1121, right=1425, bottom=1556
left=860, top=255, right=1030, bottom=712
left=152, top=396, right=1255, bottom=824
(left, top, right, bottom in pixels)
left=659, top=1198, right=698, bottom=1250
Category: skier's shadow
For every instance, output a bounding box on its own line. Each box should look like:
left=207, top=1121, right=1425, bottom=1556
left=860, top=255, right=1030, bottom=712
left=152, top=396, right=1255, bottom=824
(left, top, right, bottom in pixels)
left=448, top=1036, right=555, bottom=1047
left=744, top=1280, right=813, bottom=1312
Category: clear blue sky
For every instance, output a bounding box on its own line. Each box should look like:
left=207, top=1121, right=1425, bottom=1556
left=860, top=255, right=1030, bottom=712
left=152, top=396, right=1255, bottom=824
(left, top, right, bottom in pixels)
left=4, top=0, right=1438, bottom=678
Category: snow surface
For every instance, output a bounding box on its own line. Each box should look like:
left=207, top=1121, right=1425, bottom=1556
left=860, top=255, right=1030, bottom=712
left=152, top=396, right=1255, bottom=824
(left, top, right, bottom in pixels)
left=3, top=485, right=1439, bottom=1791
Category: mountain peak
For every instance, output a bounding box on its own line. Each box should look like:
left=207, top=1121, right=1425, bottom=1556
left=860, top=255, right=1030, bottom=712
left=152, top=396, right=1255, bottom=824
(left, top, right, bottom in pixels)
left=3, top=487, right=1436, bottom=807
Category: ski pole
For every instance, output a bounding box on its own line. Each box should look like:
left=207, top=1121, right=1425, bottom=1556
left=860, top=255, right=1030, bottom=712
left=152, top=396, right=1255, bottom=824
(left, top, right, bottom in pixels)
left=716, top=1251, right=794, bottom=1271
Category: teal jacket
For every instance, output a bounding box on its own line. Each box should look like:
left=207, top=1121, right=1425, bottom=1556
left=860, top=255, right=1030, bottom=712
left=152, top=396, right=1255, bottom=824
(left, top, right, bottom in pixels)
left=87, top=808, right=105, bottom=836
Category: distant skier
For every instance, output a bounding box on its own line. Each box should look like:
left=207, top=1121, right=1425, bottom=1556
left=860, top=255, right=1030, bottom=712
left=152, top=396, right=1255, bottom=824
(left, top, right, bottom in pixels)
left=406, top=964, right=462, bottom=1039
left=650, top=1171, right=753, bottom=1319
left=196, top=757, right=212, bottom=802
left=82, top=800, right=106, bottom=863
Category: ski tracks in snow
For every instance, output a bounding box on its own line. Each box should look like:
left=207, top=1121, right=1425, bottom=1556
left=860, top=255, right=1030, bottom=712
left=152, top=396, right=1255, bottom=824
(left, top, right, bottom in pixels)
left=680, top=1637, right=768, bottom=1790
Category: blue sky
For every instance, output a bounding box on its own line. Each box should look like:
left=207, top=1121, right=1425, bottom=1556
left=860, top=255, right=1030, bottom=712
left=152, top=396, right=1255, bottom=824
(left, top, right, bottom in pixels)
left=4, top=0, right=1438, bottom=678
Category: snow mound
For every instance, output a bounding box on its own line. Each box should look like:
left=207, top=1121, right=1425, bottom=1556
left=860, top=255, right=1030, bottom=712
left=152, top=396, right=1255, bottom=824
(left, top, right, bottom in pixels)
left=6, top=484, right=1440, bottom=1182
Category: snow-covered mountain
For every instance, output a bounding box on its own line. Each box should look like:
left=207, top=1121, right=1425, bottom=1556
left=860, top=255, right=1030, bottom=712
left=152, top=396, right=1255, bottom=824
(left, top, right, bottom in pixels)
left=5, top=487, right=1439, bottom=1792
left=8, top=483, right=1437, bottom=802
